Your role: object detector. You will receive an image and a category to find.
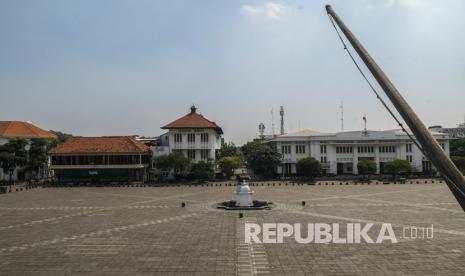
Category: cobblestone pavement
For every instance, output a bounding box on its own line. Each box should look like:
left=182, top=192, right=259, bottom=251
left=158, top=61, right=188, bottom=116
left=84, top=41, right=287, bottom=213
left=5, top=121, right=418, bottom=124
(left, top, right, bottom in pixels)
left=0, top=183, right=464, bottom=275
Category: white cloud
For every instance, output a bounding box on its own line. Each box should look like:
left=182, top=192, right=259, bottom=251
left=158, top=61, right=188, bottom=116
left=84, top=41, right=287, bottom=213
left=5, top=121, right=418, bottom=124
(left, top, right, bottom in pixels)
left=241, top=5, right=263, bottom=17
left=369, top=0, right=438, bottom=11
left=241, top=2, right=287, bottom=20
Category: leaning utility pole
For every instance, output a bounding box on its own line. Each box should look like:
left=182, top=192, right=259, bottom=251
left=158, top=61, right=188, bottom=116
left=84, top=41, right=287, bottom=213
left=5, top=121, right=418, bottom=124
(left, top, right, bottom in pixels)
left=326, top=5, right=465, bottom=211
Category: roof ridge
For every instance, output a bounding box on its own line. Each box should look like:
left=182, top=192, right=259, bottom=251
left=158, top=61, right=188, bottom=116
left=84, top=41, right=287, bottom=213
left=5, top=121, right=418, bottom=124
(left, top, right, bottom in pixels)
left=126, top=136, right=144, bottom=151
left=23, top=121, right=41, bottom=137
left=2, top=121, right=12, bottom=136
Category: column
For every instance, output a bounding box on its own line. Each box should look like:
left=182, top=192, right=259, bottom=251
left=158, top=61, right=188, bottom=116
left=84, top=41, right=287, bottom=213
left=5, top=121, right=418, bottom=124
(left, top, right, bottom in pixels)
left=353, top=146, right=358, bottom=175
left=375, top=145, right=380, bottom=174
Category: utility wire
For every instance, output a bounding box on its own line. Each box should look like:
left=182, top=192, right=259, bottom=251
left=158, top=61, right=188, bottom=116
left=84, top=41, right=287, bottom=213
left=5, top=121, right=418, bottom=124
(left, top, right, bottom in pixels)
left=327, top=13, right=465, bottom=199
left=326, top=13, right=426, bottom=155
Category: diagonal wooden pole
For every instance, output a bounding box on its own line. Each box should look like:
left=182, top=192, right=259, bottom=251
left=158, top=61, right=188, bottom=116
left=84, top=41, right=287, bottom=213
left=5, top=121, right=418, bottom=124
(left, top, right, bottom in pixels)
left=326, top=4, right=465, bottom=211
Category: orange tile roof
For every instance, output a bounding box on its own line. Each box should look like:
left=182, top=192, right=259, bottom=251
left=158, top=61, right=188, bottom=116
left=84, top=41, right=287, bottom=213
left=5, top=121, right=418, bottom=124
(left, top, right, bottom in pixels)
left=49, top=136, right=151, bottom=154
left=0, top=121, right=57, bottom=139
left=161, top=107, right=223, bottom=134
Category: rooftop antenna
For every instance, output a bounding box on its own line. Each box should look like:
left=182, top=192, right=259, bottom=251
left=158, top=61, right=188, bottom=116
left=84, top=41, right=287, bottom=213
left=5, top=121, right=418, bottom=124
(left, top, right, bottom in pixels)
left=280, top=105, right=285, bottom=135
left=363, top=114, right=368, bottom=136
left=258, top=123, right=265, bottom=139
left=340, top=99, right=344, bottom=131
left=271, top=109, right=275, bottom=136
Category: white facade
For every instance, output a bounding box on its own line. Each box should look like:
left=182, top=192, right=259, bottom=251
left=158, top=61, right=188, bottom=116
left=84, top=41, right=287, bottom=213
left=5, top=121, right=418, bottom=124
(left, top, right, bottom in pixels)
left=429, top=124, right=465, bottom=139
left=267, top=129, right=450, bottom=175
left=152, top=128, right=222, bottom=162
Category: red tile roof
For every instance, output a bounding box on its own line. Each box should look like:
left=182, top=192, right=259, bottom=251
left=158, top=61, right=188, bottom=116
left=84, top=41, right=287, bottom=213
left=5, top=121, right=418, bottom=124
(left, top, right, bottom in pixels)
left=49, top=136, right=151, bottom=154
left=161, top=106, right=223, bottom=134
left=0, top=121, right=57, bottom=139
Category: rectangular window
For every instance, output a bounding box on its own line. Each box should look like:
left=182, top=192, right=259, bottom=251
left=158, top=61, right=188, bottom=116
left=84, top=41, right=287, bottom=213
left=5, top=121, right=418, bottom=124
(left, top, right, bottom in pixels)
left=406, top=144, right=412, bottom=153
left=187, top=133, right=195, bottom=143
left=406, top=155, right=413, bottom=162
left=201, top=149, right=209, bottom=160
left=336, top=146, right=353, bottom=154
left=358, top=146, right=374, bottom=153
left=281, top=145, right=291, bottom=154
left=187, top=150, right=196, bottom=161
left=320, top=156, right=327, bottom=163
left=174, top=133, right=182, bottom=143
left=320, top=145, right=327, bottom=154
left=200, top=133, right=209, bottom=143
left=379, top=146, right=395, bottom=153
left=296, top=145, right=306, bottom=154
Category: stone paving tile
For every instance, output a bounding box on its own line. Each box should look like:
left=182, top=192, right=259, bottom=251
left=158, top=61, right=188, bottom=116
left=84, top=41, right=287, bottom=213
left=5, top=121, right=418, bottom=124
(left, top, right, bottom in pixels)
left=0, top=184, right=464, bottom=275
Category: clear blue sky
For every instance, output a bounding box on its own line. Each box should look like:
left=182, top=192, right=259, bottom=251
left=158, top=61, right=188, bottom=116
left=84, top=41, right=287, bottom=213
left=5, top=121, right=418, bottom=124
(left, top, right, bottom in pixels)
left=1, top=0, right=464, bottom=144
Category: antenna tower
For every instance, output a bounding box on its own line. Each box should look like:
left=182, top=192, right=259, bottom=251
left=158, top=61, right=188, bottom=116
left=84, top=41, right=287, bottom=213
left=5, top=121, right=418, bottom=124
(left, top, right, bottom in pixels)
left=271, top=109, right=275, bottom=136
left=340, top=99, right=344, bottom=131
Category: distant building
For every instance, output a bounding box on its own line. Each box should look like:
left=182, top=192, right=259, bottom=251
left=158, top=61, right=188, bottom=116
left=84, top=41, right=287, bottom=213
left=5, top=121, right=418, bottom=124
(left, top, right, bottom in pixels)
left=265, top=129, right=449, bottom=176
left=0, top=121, right=56, bottom=144
left=0, top=121, right=57, bottom=181
left=429, top=124, right=465, bottom=139
left=154, top=105, right=223, bottom=162
left=49, top=136, right=151, bottom=184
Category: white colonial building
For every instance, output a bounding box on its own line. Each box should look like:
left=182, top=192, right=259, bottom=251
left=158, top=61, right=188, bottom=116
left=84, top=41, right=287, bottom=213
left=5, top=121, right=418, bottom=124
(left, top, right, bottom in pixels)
left=152, top=105, right=223, bottom=163
left=266, top=129, right=449, bottom=176
left=0, top=121, right=57, bottom=181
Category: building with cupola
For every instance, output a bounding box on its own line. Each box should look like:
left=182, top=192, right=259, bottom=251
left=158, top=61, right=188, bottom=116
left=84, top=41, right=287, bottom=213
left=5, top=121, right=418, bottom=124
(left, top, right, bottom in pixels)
left=154, top=105, right=223, bottom=162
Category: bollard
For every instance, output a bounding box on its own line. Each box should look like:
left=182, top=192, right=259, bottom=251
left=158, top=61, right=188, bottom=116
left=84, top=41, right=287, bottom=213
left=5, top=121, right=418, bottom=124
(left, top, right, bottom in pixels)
left=181, top=202, right=186, bottom=208
left=301, top=201, right=306, bottom=206
left=239, top=213, right=243, bottom=219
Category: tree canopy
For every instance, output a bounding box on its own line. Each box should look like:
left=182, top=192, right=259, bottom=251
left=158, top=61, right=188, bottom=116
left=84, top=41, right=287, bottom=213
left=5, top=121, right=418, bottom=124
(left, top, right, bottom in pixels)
left=451, top=156, right=465, bottom=173
left=357, top=159, right=377, bottom=175
left=450, top=138, right=465, bottom=157
left=218, top=156, right=241, bottom=177
left=296, top=157, right=321, bottom=178
left=0, top=139, right=28, bottom=182
left=189, top=160, right=214, bottom=180
left=154, top=152, right=190, bottom=173
left=219, top=142, right=238, bottom=158
left=241, top=142, right=281, bottom=178
left=384, top=159, right=412, bottom=178
left=48, top=130, right=73, bottom=149
left=28, top=138, right=49, bottom=175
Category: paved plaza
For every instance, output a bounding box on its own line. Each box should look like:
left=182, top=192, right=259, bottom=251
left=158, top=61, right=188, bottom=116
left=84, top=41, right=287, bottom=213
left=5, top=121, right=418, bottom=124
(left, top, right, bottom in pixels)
left=1, top=182, right=465, bottom=275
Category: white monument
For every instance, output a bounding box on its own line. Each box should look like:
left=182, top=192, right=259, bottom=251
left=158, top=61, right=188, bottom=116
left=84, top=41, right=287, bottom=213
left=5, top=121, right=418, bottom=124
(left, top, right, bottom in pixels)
left=235, top=180, right=254, bottom=207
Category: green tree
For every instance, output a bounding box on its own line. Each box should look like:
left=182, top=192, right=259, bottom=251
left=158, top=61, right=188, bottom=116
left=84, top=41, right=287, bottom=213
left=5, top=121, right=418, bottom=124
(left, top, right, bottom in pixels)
left=241, top=142, right=281, bottom=179
left=28, top=138, right=49, bottom=179
left=384, top=159, right=412, bottom=180
left=0, top=139, right=28, bottom=183
left=154, top=152, right=190, bottom=174
left=219, top=142, right=238, bottom=158
left=296, top=157, right=321, bottom=179
left=189, top=160, right=214, bottom=180
left=450, top=138, right=465, bottom=157
left=48, top=131, right=72, bottom=149
left=218, top=156, right=241, bottom=178
left=451, top=156, right=465, bottom=174
left=357, top=160, right=377, bottom=176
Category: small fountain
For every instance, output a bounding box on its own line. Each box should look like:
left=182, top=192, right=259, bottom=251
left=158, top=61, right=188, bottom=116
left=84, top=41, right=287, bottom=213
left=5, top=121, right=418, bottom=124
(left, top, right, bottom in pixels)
left=217, top=177, right=272, bottom=210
